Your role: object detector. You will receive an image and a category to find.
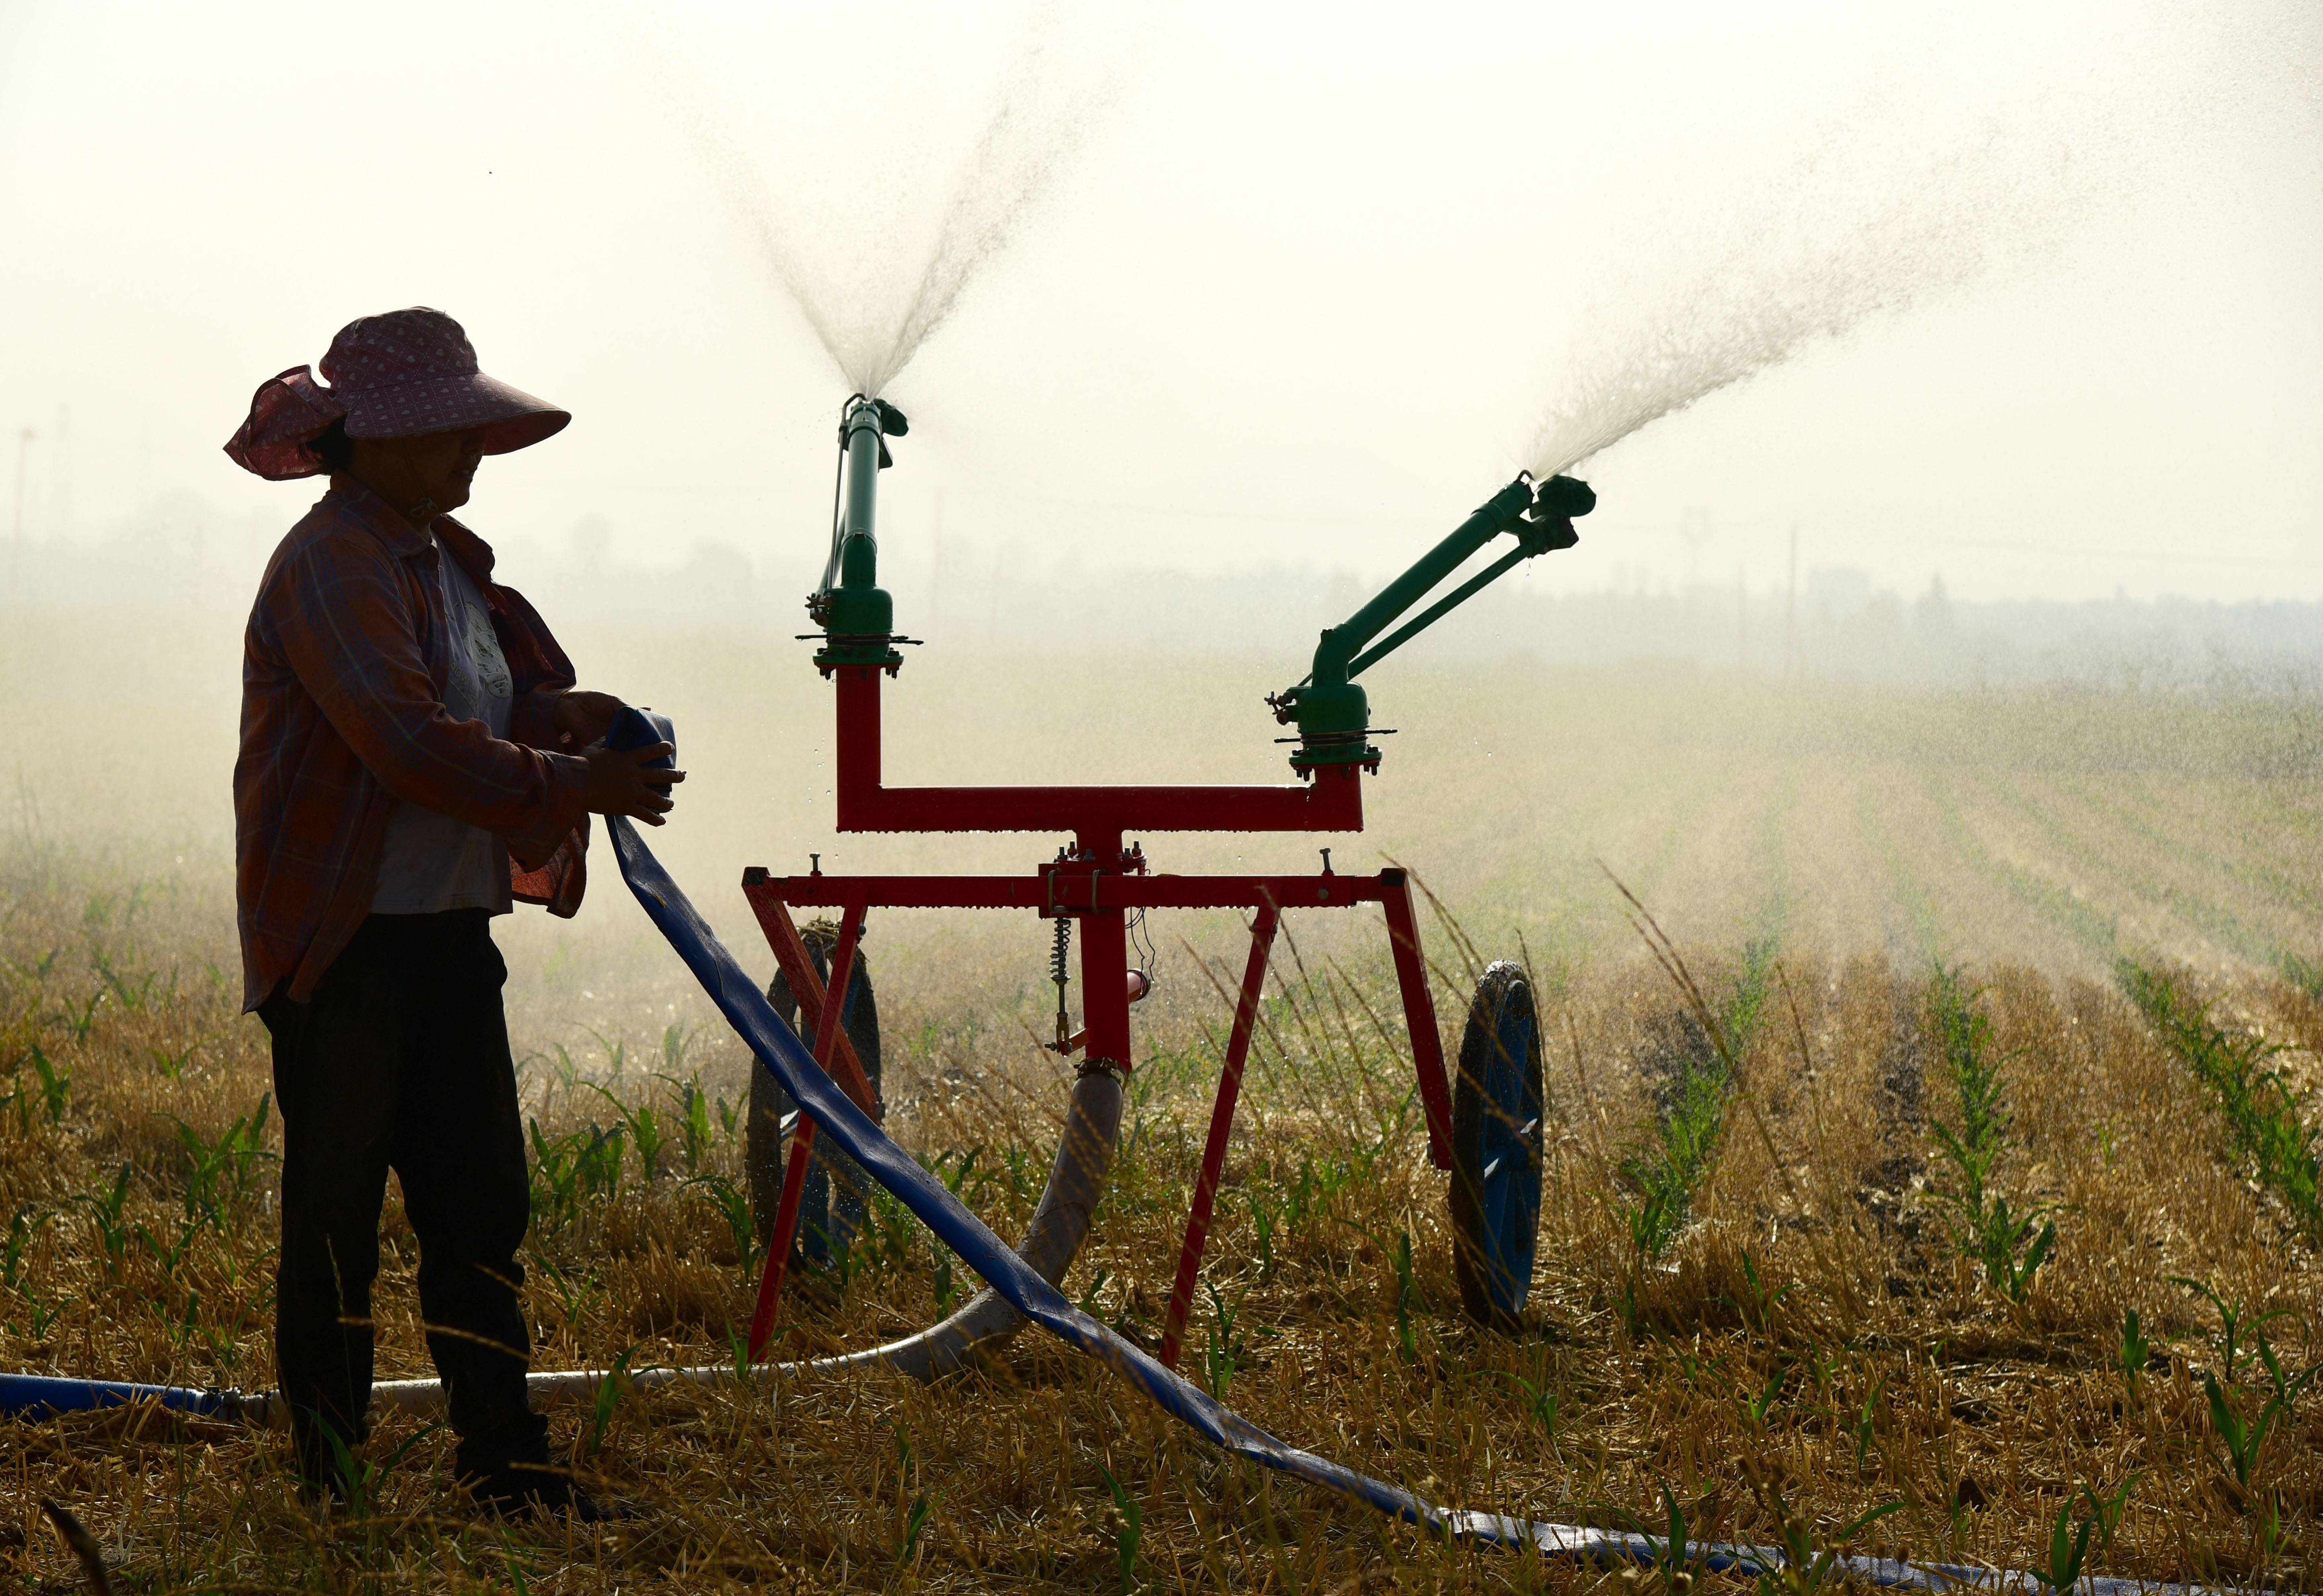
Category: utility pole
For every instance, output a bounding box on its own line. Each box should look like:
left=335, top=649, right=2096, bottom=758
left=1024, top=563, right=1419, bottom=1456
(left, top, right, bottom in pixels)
left=52, top=406, right=70, bottom=543
left=1783, top=525, right=1799, bottom=682
left=10, top=427, right=32, bottom=601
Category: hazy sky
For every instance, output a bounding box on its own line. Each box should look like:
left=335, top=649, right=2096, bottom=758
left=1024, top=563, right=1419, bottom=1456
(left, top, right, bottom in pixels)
left=2, top=0, right=2317, bottom=605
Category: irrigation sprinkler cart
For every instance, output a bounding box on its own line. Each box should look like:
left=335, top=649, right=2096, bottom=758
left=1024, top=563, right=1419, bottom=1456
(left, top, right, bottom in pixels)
left=739, top=396, right=1590, bottom=1366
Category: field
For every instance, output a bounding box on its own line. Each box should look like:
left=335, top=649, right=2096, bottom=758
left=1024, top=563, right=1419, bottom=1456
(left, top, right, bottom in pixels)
left=1, top=627, right=2320, bottom=1592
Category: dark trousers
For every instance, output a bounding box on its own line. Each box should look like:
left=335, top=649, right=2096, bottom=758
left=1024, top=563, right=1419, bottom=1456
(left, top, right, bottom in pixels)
left=259, top=910, right=546, bottom=1484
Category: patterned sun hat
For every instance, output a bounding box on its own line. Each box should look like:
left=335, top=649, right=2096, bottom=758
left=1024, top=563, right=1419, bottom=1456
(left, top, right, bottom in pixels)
left=224, top=307, right=570, bottom=480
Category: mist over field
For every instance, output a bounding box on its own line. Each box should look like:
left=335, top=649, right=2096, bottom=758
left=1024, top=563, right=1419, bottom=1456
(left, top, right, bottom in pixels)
left=10, top=559, right=2322, bottom=1068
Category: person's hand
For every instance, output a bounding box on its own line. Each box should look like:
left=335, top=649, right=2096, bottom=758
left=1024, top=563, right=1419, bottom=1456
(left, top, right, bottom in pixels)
left=551, top=690, right=627, bottom=749
left=582, top=743, right=685, bottom=824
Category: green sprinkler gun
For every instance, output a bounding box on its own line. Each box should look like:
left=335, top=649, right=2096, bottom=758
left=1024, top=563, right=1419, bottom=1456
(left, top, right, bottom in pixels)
left=1266, top=471, right=1595, bottom=771
left=804, top=393, right=1593, bottom=772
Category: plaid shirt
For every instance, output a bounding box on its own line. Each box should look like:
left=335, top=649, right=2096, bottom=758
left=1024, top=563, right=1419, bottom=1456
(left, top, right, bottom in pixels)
left=236, top=477, right=591, bottom=1011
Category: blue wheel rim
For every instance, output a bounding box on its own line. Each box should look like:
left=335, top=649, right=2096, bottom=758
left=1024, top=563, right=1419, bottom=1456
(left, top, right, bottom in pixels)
left=1475, top=987, right=1542, bottom=1314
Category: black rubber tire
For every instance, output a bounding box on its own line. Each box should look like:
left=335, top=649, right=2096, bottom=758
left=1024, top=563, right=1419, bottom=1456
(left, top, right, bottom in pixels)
left=754, top=924, right=882, bottom=1270
left=1449, top=960, right=1545, bottom=1331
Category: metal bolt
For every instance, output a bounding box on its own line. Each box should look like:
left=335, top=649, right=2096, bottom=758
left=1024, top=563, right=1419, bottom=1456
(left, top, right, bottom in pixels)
left=810, top=853, right=822, bottom=875
left=1320, top=848, right=1333, bottom=875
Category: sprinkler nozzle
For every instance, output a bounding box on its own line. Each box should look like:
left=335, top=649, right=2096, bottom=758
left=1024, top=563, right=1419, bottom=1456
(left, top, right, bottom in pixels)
left=1531, top=474, right=1595, bottom=519
left=1517, top=474, right=1593, bottom=554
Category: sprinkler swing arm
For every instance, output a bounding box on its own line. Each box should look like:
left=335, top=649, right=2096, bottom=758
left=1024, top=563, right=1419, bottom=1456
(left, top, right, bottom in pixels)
left=1266, top=471, right=1595, bottom=771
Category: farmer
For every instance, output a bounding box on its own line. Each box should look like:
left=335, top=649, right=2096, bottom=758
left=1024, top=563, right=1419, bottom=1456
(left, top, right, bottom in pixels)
left=225, top=307, right=680, bottom=1517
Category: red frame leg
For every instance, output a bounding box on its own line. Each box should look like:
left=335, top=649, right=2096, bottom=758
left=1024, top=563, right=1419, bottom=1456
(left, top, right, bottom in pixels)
left=746, top=894, right=867, bottom=1360
left=746, top=893, right=882, bottom=1119
left=1381, top=870, right=1453, bottom=1172
left=1158, top=903, right=1279, bottom=1370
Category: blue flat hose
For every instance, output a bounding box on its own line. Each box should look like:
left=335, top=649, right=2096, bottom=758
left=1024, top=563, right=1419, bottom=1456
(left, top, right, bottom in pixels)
left=599, top=818, right=2212, bottom=1596
left=0, top=1374, right=250, bottom=1421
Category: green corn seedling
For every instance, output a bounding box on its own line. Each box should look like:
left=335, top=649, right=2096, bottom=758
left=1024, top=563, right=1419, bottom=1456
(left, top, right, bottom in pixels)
left=2118, top=1308, right=2152, bottom=1397
left=1852, top=1374, right=1890, bottom=1477
left=2280, top=950, right=2323, bottom=1002
left=323, top=1417, right=442, bottom=1521
left=1075, top=1266, right=1110, bottom=1317
left=583, top=1346, right=637, bottom=1459
left=1735, top=1361, right=1790, bottom=1432
left=3, top=1206, right=48, bottom=1289
left=2080, top=1475, right=2138, bottom=1550
left=150, top=1039, right=200, bottom=1080
left=1655, top=1483, right=1694, bottom=1596
left=2172, top=1276, right=2292, bottom=1386
left=26, top=1293, right=67, bottom=1339
left=138, top=1216, right=204, bottom=1278
left=2031, top=1496, right=2096, bottom=1594
left=91, top=950, right=156, bottom=1012
left=662, top=1073, right=716, bottom=1173
left=1202, top=1280, right=1247, bottom=1399
left=1741, top=1460, right=1905, bottom=1596
left=572, top=1122, right=625, bottom=1205
left=2122, top=962, right=2321, bottom=1240
left=529, top=1250, right=602, bottom=1329
left=683, top=1174, right=753, bottom=1265
left=1098, top=1463, right=1144, bottom=1596
left=78, top=1163, right=134, bottom=1277
left=1928, top=966, right=2057, bottom=1304
left=528, top=1119, right=579, bottom=1229
left=169, top=1095, right=274, bottom=1225
left=1248, top=1192, right=1277, bottom=1281
left=582, top=1025, right=628, bottom=1080
left=888, top=1421, right=929, bottom=1567
left=586, top=1083, right=666, bottom=1183
left=1392, top=1228, right=1418, bottom=1362
left=56, top=989, right=104, bottom=1045
left=1488, top=1368, right=1560, bottom=1441
left=1594, top=1483, right=1699, bottom=1596
left=2204, top=1371, right=2277, bottom=1492
left=2254, top=1332, right=2317, bottom=1411
left=1731, top=1248, right=1797, bottom=1334
left=1618, top=932, right=1779, bottom=1260
left=29, top=1047, right=69, bottom=1126
left=169, top=1287, right=201, bottom=1349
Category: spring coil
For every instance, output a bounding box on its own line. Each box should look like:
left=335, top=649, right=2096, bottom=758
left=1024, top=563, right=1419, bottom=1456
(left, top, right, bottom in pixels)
left=1050, top=918, right=1073, bottom=1051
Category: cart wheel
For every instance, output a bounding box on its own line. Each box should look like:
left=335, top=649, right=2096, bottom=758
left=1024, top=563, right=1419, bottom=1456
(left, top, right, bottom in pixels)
left=1449, top=960, right=1544, bottom=1330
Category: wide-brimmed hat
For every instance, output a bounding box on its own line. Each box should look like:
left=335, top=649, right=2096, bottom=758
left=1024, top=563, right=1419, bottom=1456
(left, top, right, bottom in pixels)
left=224, top=306, right=569, bottom=481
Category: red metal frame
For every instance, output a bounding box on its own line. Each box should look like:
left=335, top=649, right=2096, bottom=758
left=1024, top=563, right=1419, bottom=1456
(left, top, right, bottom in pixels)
left=743, top=892, right=877, bottom=1359
left=738, top=661, right=1449, bottom=1361
left=1157, top=903, right=1278, bottom=1368
left=831, top=666, right=1366, bottom=835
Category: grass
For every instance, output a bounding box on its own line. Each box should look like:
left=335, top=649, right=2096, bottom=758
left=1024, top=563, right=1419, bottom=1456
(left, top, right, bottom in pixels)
left=3, top=653, right=2323, bottom=1589
left=0, top=843, right=2317, bottom=1592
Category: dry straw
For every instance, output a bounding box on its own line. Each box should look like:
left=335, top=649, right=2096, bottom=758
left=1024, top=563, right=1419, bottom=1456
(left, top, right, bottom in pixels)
left=0, top=828, right=2316, bottom=1591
